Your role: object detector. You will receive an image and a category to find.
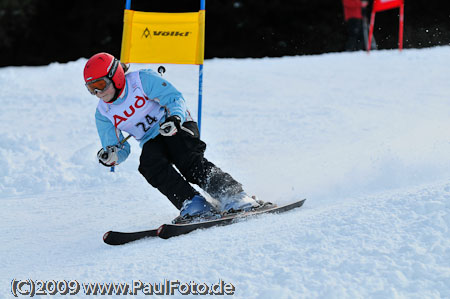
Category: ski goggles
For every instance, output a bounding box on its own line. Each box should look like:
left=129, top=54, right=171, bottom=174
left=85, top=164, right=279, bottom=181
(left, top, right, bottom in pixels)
left=85, top=77, right=113, bottom=95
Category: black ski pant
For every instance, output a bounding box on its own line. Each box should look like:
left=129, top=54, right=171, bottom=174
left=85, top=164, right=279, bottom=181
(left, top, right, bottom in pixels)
left=138, top=121, right=243, bottom=210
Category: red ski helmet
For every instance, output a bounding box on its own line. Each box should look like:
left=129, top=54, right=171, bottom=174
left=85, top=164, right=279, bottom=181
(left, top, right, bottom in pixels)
left=83, top=53, right=125, bottom=91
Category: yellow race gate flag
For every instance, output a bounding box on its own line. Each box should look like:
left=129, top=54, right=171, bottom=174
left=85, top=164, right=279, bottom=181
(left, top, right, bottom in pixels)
left=120, top=9, right=205, bottom=65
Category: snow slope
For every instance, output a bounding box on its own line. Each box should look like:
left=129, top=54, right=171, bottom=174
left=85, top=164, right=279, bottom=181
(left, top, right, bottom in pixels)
left=1, top=46, right=450, bottom=298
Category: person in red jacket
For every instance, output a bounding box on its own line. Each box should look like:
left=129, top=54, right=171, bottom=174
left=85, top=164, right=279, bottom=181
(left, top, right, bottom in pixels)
left=341, top=0, right=375, bottom=51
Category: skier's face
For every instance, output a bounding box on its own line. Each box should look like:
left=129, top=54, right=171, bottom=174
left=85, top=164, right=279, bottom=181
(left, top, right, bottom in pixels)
left=96, top=83, right=115, bottom=103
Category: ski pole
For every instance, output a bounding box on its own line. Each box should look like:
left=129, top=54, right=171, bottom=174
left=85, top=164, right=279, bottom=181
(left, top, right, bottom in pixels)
left=120, top=134, right=132, bottom=145
left=110, top=134, right=132, bottom=172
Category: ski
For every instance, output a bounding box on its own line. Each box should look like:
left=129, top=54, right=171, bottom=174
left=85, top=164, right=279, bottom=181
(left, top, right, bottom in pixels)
left=103, top=199, right=306, bottom=245
left=103, top=228, right=158, bottom=245
left=158, top=199, right=306, bottom=239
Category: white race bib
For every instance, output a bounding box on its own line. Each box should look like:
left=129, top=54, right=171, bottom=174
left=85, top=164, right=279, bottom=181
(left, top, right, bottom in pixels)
left=97, top=72, right=165, bottom=141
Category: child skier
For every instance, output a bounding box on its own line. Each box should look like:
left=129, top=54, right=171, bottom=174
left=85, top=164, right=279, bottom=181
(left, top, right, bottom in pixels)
left=83, top=52, right=261, bottom=221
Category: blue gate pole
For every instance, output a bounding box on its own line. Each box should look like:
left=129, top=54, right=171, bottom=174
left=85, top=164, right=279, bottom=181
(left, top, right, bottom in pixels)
left=198, top=64, right=203, bottom=135
left=198, top=0, right=205, bottom=136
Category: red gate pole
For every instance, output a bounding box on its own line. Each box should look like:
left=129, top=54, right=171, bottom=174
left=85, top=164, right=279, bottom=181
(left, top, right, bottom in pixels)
left=367, top=9, right=376, bottom=52
left=398, top=1, right=404, bottom=50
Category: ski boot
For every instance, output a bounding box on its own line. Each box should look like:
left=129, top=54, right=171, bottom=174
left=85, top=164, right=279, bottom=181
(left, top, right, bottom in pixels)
left=172, top=195, right=219, bottom=224
left=220, top=192, right=267, bottom=215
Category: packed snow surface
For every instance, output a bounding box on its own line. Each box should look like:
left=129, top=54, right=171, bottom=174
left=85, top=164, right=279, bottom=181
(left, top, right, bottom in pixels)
left=1, top=46, right=450, bottom=298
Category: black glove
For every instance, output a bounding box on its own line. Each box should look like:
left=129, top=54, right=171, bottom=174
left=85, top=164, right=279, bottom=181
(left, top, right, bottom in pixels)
left=159, top=115, right=181, bottom=136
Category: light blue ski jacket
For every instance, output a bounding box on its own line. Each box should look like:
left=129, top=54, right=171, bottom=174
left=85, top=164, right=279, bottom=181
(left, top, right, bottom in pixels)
left=95, top=69, right=188, bottom=165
